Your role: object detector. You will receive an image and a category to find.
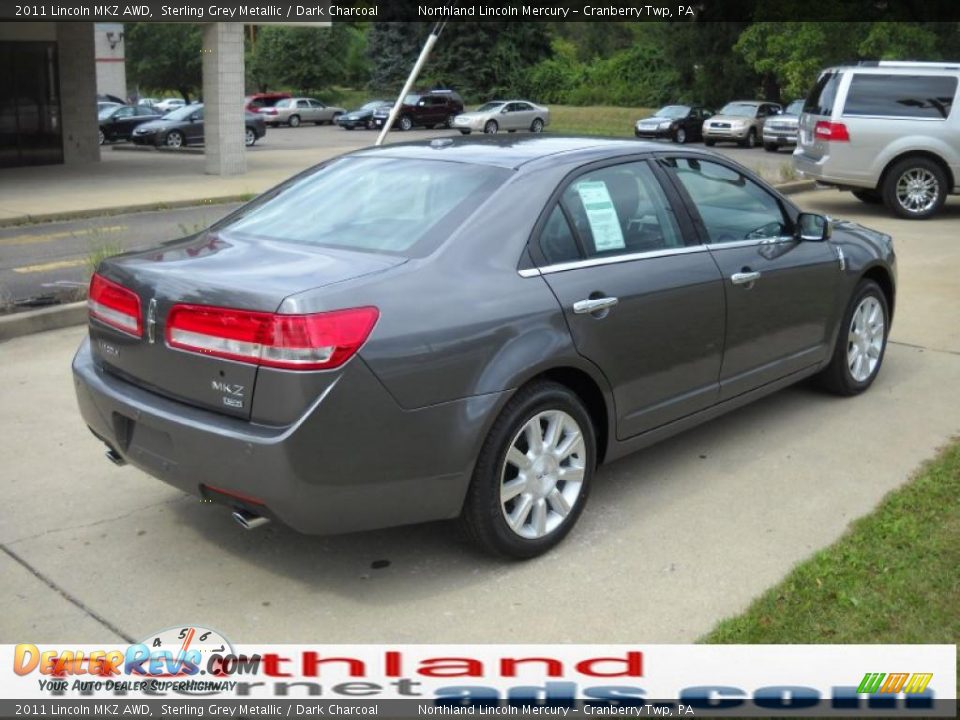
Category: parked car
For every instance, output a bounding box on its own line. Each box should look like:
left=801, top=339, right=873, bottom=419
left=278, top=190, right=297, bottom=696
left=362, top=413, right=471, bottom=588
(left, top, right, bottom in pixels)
left=258, top=97, right=346, bottom=127
left=703, top=101, right=783, bottom=148
left=762, top=99, right=804, bottom=152
left=244, top=92, right=292, bottom=114
left=372, top=89, right=464, bottom=131
left=336, top=100, right=392, bottom=130
left=97, top=101, right=123, bottom=114
left=74, top=136, right=896, bottom=559
left=137, top=97, right=160, bottom=108
left=634, top=105, right=713, bottom=144
left=795, top=60, right=960, bottom=219
left=154, top=98, right=186, bottom=113
left=452, top=100, right=550, bottom=135
left=98, top=104, right=163, bottom=144
left=131, top=104, right=266, bottom=148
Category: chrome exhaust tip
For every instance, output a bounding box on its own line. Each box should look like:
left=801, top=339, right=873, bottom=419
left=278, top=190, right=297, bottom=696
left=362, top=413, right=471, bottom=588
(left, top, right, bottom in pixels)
left=105, top=447, right=126, bottom=466
left=232, top=509, right=270, bottom=530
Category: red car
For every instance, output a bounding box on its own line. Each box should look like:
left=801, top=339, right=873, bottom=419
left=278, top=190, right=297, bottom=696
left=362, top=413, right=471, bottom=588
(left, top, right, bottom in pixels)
left=244, top=92, right=292, bottom=114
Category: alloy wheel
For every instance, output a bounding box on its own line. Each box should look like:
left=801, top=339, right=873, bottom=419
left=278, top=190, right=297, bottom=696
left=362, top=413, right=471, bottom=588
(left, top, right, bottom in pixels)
left=676, top=128, right=687, bottom=144
left=847, top=296, right=885, bottom=383
left=499, top=410, right=586, bottom=540
left=165, top=132, right=183, bottom=148
left=484, top=121, right=498, bottom=134
left=289, top=115, right=300, bottom=127
left=245, top=128, right=256, bottom=146
left=531, top=119, right=544, bottom=133
left=896, top=168, right=939, bottom=215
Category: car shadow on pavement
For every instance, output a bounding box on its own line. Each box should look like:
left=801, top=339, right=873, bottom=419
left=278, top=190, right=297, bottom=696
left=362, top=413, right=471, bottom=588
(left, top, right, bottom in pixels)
left=165, top=377, right=848, bottom=604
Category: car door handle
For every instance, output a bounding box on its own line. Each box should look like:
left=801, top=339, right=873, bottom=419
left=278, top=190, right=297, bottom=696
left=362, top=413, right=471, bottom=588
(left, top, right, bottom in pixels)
left=573, top=297, right=619, bottom=314
left=731, top=271, right=761, bottom=286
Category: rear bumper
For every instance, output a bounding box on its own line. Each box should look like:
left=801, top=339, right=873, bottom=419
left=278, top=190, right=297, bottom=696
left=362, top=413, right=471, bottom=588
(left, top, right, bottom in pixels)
left=73, top=337, right=504, bottom=535
left=793, top=147, right=877, bottom=190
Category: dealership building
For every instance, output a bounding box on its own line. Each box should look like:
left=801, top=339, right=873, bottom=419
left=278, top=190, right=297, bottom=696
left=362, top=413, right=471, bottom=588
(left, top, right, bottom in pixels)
left=0, top=20, right=325, bottom=175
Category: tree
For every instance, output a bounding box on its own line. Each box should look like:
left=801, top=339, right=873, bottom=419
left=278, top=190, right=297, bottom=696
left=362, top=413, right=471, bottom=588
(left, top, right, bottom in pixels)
left=248, top=25, right=352, bottom=95
left=126, top=24, right=202, bottom=102
left=367, top=22, right=428, bottom=92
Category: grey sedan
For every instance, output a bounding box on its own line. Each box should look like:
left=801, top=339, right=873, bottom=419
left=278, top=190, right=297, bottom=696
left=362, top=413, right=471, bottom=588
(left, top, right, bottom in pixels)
left=259, top=97, right=346, bottom=127
left=74, top=137, right=895, bottom=558
left=453, top=100, right=549, bottom=135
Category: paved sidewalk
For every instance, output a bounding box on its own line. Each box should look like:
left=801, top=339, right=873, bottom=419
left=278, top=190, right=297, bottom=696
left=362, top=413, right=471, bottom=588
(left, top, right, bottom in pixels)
left=0, top=138, right=369, bottom=223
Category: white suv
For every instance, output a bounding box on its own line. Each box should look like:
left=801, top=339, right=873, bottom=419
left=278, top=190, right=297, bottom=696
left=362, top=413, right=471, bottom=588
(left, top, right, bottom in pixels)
left=794, top=61, right=959, bottom=219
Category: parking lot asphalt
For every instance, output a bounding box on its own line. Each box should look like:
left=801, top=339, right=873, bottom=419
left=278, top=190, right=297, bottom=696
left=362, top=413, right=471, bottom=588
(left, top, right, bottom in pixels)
left=2, top=190, right=959, bottom=646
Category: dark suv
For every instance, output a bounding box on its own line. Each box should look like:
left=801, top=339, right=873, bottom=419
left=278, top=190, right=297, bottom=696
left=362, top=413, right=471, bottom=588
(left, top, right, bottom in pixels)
left=372, top=90, right=464, bottom=131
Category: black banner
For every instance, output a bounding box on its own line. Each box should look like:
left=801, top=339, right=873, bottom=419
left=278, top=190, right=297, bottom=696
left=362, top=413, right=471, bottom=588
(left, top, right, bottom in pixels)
left=3, top=0, right=960, bottom=23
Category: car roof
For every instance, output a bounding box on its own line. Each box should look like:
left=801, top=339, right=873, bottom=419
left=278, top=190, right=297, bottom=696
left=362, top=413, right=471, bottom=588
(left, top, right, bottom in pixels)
left=349, top=136, right=665, bottom=170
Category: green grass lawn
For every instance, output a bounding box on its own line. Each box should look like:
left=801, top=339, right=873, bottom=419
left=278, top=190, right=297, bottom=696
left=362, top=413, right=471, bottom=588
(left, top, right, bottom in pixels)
left=546, top=104, right=655, bottom=138
left=704, top=440, right=960, bottom=646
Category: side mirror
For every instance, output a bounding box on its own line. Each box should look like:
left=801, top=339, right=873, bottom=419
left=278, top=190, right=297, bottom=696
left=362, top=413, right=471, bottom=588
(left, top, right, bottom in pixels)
left=796, top=212, right=832, bottom=241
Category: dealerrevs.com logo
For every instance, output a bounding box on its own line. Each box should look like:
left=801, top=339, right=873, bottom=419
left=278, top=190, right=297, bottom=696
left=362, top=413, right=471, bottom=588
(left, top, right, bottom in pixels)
left=14, top=626, right=261, bottom=693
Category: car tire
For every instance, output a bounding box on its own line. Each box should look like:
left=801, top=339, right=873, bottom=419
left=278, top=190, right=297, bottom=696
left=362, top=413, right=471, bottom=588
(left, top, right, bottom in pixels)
left=531, top=118, right=544, bottom=133
left=852, top=189, right=883, bottom=205
left=704, top=138, right=715, bottom=147
left=244, top=128, right=256, bottom=147
left=881, top=156, right=948, bottom=220
left=460, top=380, right=595, bottom=559
left=98, top=129, right=105, bottom=145
left=459, top=130, right=471, bottom=135
left=165, top=131, right=184, bottom=149
left=763, top=142, right=778, bottom=152
left=740, top=129, right=757, bottom=148
left=288, top=115, right=301, bottom=128
left=343, top=125, right=354, bottom=131
left=674, top=127, right=687, bottom=144
left=365, top=119, right=375, bottom=130
left=398, top=115, right=413, bottom=131
left=331, top=112, right=342, bottom=125
left=484, top=120, right=498, bottom=134
left=816, top=279, right=889, bottom=396
left=446, top=114, right=457, bottom=129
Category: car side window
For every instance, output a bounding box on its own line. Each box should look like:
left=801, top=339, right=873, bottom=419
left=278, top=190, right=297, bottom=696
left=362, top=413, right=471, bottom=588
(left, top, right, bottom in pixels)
left=661, top=157, right=789, bottom=243
left=560, top=162, right=683, bottom=257
left=298, top=100, right=309, bottom=108
left=539, top=206, right=582, bottom=265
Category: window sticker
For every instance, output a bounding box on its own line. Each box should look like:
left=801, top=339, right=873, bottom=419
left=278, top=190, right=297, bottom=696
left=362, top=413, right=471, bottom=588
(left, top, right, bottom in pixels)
left=575, top=180, right=625, bottom=252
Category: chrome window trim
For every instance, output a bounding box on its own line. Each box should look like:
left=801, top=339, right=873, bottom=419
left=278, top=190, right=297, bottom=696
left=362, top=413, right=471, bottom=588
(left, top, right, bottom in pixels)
left=706, top=235, right=797, bottom=250
left=518, top=244, right=709, bottom=277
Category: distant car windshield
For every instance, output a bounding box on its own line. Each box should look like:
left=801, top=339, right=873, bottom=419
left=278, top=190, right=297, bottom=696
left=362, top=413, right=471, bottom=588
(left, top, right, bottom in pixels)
left=404, top=94, right=422, bottom=105
left=655, top=105, right=690, bottom=119
left=164, top=104, right=200, bottom=121
left=719, top=103, right=758, bottom=117
left=477, top=102, right=506, bottom=112
left=784, top=99, right=804, bottom=116
left=362, top=101, right=387, bottom=110
left=213, top=157, right=511, bottom=257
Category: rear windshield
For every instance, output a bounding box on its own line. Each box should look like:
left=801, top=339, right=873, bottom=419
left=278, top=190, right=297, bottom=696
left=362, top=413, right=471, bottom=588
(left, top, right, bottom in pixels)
left=843, top=74, right=957, bottom=119
left=212, top=157, right=511, bottom=257
left=804, top=72, right=841, bottom=116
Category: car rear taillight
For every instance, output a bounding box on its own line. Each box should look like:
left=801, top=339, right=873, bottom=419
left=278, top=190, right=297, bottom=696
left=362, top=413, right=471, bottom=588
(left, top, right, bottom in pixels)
left=165, top=305, right=379, bottom=371
left=814, top=121, right=850, bottom=141
left=261, top=108, right=278, bottom=115
left=88, top=273, right=142, bottom=337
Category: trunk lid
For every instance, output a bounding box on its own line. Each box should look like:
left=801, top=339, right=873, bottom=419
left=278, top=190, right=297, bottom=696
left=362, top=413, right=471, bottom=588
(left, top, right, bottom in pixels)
left=89, top=232, right=404, bottom=419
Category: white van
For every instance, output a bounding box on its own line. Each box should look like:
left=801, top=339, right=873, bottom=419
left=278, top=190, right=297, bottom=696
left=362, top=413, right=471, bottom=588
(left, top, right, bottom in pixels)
left=794, top=61, right=959, bottom=219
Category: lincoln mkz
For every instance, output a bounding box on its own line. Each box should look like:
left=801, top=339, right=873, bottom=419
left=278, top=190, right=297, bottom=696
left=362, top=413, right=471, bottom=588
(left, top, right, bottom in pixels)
left=73, top=137, right=896, bottom=558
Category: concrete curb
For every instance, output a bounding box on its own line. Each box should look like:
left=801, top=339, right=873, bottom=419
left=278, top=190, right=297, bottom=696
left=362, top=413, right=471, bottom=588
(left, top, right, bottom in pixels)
left=0, top=179, right=821, bottom=339
left=777, top=179, right=816, bottom=195
left=0, top=195, right=253, bottom=228
left=0, top=302, right=87, bottom=342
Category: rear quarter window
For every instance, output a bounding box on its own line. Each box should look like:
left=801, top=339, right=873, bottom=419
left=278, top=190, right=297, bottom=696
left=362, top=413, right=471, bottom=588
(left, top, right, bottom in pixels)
left=843, top=73, right=957, bottom=119
left=804, top=72, right=841, bottom=116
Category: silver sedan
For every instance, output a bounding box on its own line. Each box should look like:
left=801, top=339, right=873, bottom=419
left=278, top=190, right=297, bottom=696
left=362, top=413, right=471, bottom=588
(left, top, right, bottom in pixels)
left=453, top=100, right=550, bottom=135
left=259, top=98, right=346, bottom=127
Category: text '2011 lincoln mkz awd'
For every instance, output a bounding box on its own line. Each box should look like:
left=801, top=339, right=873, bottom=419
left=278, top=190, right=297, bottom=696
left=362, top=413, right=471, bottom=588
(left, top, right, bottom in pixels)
left=73, top=137, right=896, bottom=558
